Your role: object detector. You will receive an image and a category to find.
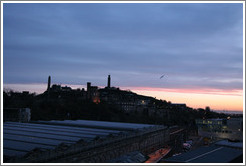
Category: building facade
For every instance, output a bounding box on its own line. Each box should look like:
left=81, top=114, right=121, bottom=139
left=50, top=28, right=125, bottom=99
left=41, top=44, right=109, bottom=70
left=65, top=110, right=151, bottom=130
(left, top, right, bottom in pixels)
left=196, top=118, right=243, bottom=141
left=4, top=108, right=31, bottom=122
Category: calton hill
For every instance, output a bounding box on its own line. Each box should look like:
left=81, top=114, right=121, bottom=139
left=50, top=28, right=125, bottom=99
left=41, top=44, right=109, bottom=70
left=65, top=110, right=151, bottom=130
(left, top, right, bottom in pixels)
left=3, top=76, right=241, bottom=129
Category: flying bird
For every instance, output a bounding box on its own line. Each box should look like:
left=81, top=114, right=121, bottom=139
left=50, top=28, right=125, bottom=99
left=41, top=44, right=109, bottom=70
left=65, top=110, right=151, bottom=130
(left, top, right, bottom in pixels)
left=160, top=75, right=165, bottom=79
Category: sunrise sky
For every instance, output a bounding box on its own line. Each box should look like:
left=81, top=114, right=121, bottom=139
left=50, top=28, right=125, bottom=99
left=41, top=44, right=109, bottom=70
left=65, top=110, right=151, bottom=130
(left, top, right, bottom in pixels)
left=2, top=2, right=244, bottom=112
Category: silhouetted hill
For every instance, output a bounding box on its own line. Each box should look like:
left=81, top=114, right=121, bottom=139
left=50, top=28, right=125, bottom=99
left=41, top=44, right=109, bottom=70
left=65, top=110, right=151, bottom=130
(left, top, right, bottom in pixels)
left=3, top=85, right=239, bottom=128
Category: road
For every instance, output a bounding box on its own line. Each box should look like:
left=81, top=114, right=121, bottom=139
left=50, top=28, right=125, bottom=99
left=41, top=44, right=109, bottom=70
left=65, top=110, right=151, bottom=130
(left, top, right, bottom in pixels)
left=145, top=147, right=172, bottom=163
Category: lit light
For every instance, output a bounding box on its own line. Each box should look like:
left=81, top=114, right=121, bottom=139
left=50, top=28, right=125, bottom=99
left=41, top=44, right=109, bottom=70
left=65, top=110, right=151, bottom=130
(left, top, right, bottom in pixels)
left=92, top=96, right=100, bottom=104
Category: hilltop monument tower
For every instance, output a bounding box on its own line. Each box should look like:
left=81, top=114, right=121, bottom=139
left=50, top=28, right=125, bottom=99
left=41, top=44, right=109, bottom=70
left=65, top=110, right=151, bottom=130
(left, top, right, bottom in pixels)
left=107, top=75, right=111, bottom=88
left=47, top=76, right=51, bottom=91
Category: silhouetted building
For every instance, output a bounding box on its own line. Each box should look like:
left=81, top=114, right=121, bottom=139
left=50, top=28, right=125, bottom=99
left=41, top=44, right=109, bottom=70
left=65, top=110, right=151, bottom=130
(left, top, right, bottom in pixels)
left=50, top=84, right=61, bottom=91
left=61, top=86, right=72, bottom=91
left=86, top=82, right=99, bottom=102
left=99, top=87, right=157, bottom=113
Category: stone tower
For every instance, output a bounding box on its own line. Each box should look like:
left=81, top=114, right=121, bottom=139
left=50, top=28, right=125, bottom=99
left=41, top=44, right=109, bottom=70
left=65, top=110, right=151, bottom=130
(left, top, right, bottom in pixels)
left=107, top=75, right=111, bottom=88
left=47, top=76, right=51, bottom=91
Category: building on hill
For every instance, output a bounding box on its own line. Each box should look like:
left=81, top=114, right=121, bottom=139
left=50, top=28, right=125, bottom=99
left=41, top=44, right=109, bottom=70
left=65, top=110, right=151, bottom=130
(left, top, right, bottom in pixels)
left=50, top=84, right=61, bottom=91
left=86, top=82, right=100, bottom=103
left=61, top=86, right=72, bottom=91
left=171, top=103, right=186, bottom=108
left=41, top=75, right=187, bottom=117
left=98, top=87, right=158, bottom=114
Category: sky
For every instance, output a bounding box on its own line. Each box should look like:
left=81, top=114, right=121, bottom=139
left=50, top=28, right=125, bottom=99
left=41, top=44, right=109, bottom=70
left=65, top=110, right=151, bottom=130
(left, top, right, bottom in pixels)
left=3, top=3, right=244, bottom=112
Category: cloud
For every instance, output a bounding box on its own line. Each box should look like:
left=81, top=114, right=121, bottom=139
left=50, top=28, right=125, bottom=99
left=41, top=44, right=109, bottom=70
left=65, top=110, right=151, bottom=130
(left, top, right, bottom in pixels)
left=3, top=3, right=243, bottom=92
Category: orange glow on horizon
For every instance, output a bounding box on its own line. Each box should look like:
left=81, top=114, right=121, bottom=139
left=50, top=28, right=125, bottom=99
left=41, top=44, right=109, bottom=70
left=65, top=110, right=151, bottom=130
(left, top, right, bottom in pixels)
left=124, top=86, right=242, bottom=96
left=3, top=83, right=243, bottom=112
left=123, top=86, right=243, bottom=112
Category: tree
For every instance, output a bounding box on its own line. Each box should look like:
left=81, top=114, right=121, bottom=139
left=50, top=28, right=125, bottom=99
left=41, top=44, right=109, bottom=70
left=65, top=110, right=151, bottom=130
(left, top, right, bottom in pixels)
left=205, top=106, right=211, bottom=112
